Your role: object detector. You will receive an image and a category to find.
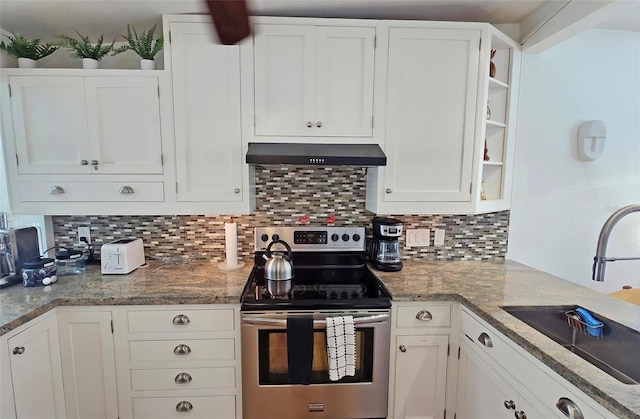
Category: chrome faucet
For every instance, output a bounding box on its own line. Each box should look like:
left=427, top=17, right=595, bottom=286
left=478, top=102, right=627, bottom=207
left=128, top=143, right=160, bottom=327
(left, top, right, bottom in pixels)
left=592, top=204, right=640, bottom=281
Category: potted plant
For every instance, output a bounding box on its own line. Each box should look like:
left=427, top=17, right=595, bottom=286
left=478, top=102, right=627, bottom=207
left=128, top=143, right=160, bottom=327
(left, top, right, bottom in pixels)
left=57, top=30, right=115, bottom=69
left=112, top=24, right=163, bottom=70
left=0, top=32, right=59, bottom=68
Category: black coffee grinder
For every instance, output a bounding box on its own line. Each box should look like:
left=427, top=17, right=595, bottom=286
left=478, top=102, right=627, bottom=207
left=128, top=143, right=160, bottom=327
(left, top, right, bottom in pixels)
left=369, top=217, right=403, bottom=272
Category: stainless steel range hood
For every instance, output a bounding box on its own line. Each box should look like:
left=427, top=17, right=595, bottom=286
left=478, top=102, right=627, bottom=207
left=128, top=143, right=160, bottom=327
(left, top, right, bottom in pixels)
left=246, top=142, right=386, bottom=166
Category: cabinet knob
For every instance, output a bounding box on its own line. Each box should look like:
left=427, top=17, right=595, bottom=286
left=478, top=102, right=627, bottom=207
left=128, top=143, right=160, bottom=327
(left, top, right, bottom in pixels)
left=316, top=121, right=322, bottom=128
left=399, top=345, right=407, bottom=353
left=415, top=310, right=433, bottom=321
left=477, top=332, right=493, bottom=348
left=556, top=397, right=584, bottom=419
left=385, top=188, right=392, bottom=194
left=119, top=186, right=135, bottom=194
left=234, top=188, right=240, bottom=194
left=307, top=121, right=313, bottom=128
left=514, top=411, right=527, bottom=419
left=80, top=160, right=89, bottom=165
left=90, top=160, right=99, bottom=166
left=172, top=314, right=190, bottom=325
left=12, top=346, right=25, bottom=355
left=504, top=400, right=516, bottom=410
left=174, top=344, right=191, bottom=355
left=48, top=186, right=65, bottom=195
left=176, top=401, right=193, bottom=412
left=175, top=372, right=192, bottom=384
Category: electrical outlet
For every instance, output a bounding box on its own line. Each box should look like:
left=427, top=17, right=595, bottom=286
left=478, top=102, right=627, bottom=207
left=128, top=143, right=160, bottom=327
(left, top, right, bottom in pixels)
left=434, top=229, right=445, bottom=247
left=78, top=227, right=90, bottom=245
left=406, top=229, right=430, bottom=247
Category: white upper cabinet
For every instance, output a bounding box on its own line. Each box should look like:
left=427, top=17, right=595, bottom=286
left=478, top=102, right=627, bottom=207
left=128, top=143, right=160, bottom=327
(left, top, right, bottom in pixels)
left=367, top=22, right=521, bottom=215
left=9, top=75, right=163, bottom=175
left=251, top=20, right=376, bottom=138
left=168, top=20, right=246, bottom=206
left=382, top=27, right=480, bottom=203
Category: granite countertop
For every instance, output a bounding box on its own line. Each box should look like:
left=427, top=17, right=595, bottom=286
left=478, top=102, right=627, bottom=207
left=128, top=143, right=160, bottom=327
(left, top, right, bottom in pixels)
left=1, top=259, right=638, bottom=418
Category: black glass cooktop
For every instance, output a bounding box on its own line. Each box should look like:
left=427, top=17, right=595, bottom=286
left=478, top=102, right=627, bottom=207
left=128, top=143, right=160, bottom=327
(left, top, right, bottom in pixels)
left=240, top=252, right=392, bottom=310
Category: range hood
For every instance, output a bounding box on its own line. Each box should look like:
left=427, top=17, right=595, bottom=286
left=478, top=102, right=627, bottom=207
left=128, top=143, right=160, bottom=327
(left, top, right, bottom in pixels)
left=246, top=142, right=387, bottom=166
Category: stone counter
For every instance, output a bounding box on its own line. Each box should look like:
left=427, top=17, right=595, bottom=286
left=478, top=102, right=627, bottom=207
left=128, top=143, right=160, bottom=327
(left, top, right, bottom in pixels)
left=1, top=259, right=638, bottom=417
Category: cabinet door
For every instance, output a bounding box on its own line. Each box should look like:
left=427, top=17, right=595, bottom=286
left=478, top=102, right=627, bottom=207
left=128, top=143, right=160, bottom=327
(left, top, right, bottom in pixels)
left=314, top=26, right=375, bottom=137
left=57, top=310, right=118, bottom=419
left=384, top=28, right=480, bottom=202
left=456, top=339, right=552, bottom=419
left=7, top=314, right=66, bottom=418
left=10, top=76, right=91, bottom=174
left=254, top=24, right=315, bottom=136
left=84, top=77, right=163, bottom=174
left=393, top=334, right=448, bottom=419
left=170, top=22, right=244, bottom=202
left=253, top=24, right=375, bottom=137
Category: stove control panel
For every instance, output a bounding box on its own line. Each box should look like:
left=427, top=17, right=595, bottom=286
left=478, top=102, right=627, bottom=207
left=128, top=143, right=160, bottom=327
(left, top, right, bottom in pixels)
left=255, top=226, right=365, bottom=251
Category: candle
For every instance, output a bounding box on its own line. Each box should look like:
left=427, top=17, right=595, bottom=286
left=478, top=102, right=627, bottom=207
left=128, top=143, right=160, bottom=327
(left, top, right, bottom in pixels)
left=224, top=218, right=238, bottom=267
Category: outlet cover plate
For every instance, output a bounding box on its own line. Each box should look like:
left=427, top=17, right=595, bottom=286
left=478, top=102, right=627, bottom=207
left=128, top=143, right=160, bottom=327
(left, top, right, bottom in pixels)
left=78, top=227, right=90, bottom=245
left=406, top=229, right=430, bottom=247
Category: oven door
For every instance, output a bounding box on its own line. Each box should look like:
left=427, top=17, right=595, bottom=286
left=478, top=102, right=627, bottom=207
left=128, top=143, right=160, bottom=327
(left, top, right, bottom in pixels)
left=241, top=309, right=390, bottom=419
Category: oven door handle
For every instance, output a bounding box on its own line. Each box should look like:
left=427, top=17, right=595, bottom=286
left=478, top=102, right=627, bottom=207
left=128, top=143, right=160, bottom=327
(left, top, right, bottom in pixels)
left=241, top=313, right=390, bottom=328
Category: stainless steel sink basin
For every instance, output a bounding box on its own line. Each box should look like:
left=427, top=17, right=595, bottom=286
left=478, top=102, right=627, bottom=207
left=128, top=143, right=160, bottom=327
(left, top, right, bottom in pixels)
left=502, top=305, right=640, bottom=385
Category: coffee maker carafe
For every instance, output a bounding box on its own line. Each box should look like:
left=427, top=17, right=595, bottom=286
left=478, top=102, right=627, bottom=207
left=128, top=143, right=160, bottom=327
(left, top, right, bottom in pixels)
left=369, top=217, right=403, bottom=272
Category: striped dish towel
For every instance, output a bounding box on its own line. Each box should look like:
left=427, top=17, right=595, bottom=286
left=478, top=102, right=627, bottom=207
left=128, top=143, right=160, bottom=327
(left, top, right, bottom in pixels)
left=326, top=315, right=356, bottom=381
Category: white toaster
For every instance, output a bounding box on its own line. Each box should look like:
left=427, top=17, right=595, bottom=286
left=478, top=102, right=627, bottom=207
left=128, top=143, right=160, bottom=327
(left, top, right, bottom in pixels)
left=101, top=238, right=146, bottom=274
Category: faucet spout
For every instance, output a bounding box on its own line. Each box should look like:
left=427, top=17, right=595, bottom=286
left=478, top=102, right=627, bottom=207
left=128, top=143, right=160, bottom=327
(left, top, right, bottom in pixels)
left=592, top=204, right=640, bottom=281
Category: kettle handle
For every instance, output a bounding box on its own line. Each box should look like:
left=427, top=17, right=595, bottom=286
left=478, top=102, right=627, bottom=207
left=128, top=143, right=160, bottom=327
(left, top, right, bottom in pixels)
left=265, top=240, right=293, bottom=261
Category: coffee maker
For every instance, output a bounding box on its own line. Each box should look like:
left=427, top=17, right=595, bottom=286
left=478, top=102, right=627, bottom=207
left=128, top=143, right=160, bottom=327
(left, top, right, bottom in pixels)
left=369, top=217, right=403, bottom=272
left=0, top=223, right=41, bottom=288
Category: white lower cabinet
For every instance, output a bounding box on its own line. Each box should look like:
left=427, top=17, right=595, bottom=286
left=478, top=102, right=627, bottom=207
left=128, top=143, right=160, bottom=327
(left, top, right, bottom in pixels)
left=113, top=305, right=242, bottom=419
left=456, top=307, right=614, bottom=419
left=57, top=308, right=119, bottom=419
left=456, top=338, right=552, bottom=419
left=1, top=310, right=66, bottom=419
left=390, top=302, right=455, bottom=419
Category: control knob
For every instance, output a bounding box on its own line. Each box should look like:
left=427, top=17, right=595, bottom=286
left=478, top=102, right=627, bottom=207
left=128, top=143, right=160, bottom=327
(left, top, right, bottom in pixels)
left=261, top=234, right=269, bottom=242
left=331, top=234, right=339, bottom=242
left=341, top=234, right=350, bottom=242
left=352, top=234, right=361, bottom=242
left=271, top=234, right=280, bottom=241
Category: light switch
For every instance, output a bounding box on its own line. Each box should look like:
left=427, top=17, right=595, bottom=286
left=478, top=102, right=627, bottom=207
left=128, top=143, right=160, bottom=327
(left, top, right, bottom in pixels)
left=406, top=229, right=430, bottom=247
left=434, top=229, right=445, bottom=246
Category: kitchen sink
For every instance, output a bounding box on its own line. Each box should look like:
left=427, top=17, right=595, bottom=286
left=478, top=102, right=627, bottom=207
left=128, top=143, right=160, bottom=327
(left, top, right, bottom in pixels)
left=502, top=305, right=640, bottom=385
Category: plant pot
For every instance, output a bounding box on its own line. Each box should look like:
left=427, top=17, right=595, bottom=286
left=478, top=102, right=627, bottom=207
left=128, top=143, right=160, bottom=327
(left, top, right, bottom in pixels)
left=140, top=59, right=155, bottom=70
left=18, top=58, right=37, bottom=68
left=82, top=58, right=100, bottom=69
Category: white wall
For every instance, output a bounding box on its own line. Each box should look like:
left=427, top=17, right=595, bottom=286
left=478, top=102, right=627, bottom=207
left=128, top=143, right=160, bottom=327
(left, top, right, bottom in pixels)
left=508, top=29, right=640, bottom=294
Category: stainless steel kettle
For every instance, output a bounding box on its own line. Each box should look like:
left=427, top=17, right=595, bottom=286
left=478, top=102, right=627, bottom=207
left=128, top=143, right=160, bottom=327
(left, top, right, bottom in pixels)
left=262, top=239, right=294, bottom=281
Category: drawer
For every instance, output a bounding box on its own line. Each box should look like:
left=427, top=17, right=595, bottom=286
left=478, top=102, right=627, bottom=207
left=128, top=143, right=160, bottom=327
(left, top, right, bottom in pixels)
left=129, top=339, right=235, bottom=362
left=460, top=309, right=609, bottom=418
left=396, top=304, right=451, bottom=328
left=19, top=181, right=164, bottom=202
left=131, top=367, right=235, bottom=391
left=127, top=309, right=235, bottom=333
left=132, top=396, right=236, bottom=419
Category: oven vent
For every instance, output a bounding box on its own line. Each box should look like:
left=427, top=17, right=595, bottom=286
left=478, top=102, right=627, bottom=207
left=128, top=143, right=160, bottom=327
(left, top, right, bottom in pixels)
left=246, top=142, right=387, bottom=167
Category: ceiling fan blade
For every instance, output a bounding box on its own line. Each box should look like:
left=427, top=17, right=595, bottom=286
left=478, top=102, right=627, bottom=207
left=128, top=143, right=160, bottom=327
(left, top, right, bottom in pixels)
left=204, top=0, right=252, bottom=45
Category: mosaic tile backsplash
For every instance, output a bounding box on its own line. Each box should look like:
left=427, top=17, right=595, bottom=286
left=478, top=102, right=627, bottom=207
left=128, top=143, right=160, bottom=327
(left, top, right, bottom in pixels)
left=52, top=166, right=509, bottom=263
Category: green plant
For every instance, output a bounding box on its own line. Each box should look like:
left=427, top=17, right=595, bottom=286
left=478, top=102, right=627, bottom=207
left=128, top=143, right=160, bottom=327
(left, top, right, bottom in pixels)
left=57, top=30, right=115, bottom=61
left=113, top=24, right=163, bottom=60
left=0, top=32, right=59, bottom=60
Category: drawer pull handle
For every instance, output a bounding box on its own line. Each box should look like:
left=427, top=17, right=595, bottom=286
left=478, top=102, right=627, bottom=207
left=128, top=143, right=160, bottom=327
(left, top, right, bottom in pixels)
left=174, top=344, right=191, bottom=355
left=175, top=372, right=192, bottom=384
left=415, top=310, right=433, bottom=321
left=399, top=345, right=407, bottom=353
left=556, top=397, right=584, bottom=419
left=504, top=400, right=516, bottom=410
left=478, top=332, right=493, bottom=347
left=119, top=186, right=135, bottom=194
left=172, top=314, right=191, bottom=325
left=514, top=411, right=527, bottom=419
left=12, top=346, right=25, bottom=355
left=176, top=401, right=193, bottom=412
left=49, top=186, right=65, bottom=195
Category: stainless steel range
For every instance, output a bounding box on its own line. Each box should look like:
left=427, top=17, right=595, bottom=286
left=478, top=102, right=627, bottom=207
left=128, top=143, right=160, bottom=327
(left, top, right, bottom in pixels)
left=240, top=226, right=392, bottom=419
